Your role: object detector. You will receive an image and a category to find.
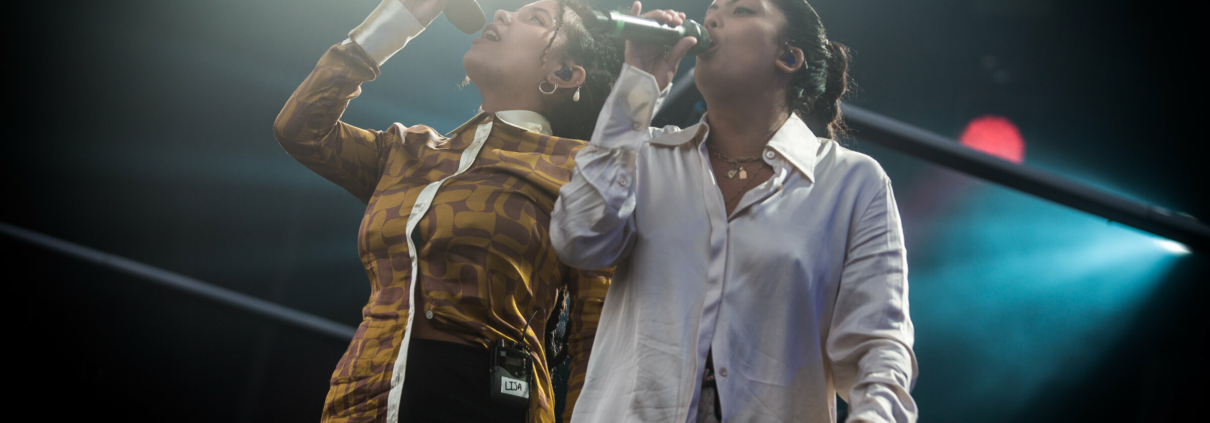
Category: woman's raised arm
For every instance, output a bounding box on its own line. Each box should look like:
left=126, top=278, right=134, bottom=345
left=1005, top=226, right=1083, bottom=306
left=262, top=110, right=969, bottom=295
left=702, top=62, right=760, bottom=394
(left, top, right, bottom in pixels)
left=272, top=0, right=445, bottom=203
left=550, top=3, right=697, bottom=269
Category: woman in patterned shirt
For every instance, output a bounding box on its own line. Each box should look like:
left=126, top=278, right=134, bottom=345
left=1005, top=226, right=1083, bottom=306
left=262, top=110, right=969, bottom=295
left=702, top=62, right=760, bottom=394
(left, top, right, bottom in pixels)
left=272, top=1, right=621, bottom=422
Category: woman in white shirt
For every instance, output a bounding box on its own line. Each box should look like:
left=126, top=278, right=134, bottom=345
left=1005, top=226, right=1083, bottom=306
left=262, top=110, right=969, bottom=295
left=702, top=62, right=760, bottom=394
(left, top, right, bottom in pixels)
left=551, top=1, right=917, bottom=422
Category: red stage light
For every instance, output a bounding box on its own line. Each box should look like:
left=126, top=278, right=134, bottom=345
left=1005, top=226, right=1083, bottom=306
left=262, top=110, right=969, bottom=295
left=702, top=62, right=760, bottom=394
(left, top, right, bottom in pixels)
left=959, top=115, right=1025, bottom=164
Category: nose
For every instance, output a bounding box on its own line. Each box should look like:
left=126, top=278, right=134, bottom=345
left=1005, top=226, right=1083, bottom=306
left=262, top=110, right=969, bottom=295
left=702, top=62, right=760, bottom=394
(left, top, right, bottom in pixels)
left=493, top=9, right=512, bottom=25
left=704, top=12, right=720, bottom=29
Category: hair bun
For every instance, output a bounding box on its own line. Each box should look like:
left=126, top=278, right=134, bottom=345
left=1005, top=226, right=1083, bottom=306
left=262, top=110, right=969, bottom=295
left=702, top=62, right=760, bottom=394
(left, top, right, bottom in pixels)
left=774, top=0, right=851, bottom=139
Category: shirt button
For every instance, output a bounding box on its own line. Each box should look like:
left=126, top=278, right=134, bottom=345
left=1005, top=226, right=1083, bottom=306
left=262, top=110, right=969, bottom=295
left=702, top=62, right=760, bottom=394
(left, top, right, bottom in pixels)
left=632, top=122, right=643, bottom=131
left=618, top=176, right=629, bottom=187
left=425, top=310, right=433, bottom=319
left=718, top=367, right=727, bottom=377
left=764, top=151, right=775, bottom=159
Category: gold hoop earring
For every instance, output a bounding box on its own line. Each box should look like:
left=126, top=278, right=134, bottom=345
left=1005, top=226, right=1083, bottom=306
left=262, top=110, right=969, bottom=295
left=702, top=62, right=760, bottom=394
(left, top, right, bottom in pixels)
left=572, top=85, right=582, bottom=102
left=539, top=80, right=558, bottom=95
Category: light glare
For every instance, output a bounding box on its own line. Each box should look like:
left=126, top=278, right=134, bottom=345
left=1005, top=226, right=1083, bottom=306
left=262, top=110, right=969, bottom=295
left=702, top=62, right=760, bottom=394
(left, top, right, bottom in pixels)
left=1154, top=239, right=1190, bottom=255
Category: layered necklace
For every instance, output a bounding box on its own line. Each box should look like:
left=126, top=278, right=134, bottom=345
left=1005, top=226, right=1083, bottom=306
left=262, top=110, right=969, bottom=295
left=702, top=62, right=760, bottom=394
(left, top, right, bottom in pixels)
left=706, top=142, right=763, bottom=179
left=706, top=141, right=771, bottom=210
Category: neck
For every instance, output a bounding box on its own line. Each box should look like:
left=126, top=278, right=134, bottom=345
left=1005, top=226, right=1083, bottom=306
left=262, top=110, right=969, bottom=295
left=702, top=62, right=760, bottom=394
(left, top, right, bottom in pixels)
left=476, top=77, right=547, bottom=115
left=702, top=87, right=791, bottom=158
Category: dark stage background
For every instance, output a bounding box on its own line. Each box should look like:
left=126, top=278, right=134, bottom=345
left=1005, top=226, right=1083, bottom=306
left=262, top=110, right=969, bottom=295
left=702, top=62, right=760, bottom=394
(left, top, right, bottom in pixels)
left=5, top=0, right=1207, bottom=421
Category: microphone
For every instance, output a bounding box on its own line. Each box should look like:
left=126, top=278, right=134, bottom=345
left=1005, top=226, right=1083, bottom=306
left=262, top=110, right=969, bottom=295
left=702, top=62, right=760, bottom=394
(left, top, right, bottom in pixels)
left=583, top=10, right=713, bottom=56
left=444, top=0, right=486, bottom=34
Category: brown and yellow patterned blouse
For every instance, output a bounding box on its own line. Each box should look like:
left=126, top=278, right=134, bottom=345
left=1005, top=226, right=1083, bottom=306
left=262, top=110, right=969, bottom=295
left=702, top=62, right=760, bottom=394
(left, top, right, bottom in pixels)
left=273, top=41, right=610, bottom=423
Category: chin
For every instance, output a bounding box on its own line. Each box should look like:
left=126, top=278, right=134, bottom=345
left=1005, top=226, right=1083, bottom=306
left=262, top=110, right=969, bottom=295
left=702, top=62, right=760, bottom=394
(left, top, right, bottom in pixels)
left=462, top=48, right=488, bottom=87
left=694, top=62, right=724, bottom=96
left=697, top=56, right=765, bottom=98
left=696, top=69, right=743, bottom=105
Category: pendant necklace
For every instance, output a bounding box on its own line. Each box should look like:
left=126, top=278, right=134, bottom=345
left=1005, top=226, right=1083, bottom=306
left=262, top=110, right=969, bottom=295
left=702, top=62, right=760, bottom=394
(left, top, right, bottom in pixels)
left=723, top=162, right=768, bottom=208
left=706, top=142, right=763, bottom=179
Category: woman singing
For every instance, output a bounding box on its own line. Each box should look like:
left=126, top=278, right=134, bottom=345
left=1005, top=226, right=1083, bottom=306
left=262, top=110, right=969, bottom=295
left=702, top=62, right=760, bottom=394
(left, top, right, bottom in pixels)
left=552, top=1, right=917, bottom=422
left=273, top=1, right=623, bottom=422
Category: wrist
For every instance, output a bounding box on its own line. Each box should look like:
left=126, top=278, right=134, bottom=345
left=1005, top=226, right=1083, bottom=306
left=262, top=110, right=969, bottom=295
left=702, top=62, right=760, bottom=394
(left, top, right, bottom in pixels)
left=350, top=0, right=427, bottom=66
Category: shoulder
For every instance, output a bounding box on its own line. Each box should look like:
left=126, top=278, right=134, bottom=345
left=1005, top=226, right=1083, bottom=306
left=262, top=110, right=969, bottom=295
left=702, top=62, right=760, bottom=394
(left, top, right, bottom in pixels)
left=380, top=122, right=458, bottom=151
left=819, top=140, right=890, bottom=189
left=378, top=122, right=438, bottom=138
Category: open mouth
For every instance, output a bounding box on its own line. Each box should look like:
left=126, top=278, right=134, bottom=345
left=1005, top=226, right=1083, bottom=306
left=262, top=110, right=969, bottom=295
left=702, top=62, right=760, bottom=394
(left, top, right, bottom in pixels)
left=699, top=29, right=718, bottom=55
left=481, top=25, right=501, bottom=42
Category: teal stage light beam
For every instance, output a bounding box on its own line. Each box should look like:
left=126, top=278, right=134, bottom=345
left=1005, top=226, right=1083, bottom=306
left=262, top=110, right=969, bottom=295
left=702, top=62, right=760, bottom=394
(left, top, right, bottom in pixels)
left=909, top=183, right=1187, bottom=423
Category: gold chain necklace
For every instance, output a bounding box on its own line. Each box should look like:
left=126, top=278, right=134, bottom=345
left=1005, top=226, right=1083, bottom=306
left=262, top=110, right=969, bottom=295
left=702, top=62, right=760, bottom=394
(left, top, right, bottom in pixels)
left=723, top=162, right=768, bottom=208
left=706, top=142, right=763, bottom=179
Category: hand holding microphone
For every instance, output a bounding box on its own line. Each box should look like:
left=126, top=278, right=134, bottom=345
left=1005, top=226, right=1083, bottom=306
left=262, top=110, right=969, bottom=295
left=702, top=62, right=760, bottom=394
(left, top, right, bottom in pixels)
left=584, top=2, right=708, bottom=91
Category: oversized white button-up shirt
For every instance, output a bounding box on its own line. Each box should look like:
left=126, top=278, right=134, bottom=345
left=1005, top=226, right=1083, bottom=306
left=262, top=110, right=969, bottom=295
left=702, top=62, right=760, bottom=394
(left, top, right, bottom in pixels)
left=552, top=65, right=918, bottom=423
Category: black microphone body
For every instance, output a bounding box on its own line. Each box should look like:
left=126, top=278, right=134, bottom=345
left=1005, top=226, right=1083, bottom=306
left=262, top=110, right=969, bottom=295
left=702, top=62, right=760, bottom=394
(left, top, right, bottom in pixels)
left=584, top=11, right=713, bottom=56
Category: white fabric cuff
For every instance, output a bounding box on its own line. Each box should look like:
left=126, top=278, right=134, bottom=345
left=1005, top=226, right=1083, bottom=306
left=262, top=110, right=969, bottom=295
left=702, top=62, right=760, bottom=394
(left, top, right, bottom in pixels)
left=652, top=73, right=673, bottom=116
left=573, top=144, right=638, bottom=213
left=591, top=63, right=663, bottom=151
left=349, top=0, right=426, bottom=66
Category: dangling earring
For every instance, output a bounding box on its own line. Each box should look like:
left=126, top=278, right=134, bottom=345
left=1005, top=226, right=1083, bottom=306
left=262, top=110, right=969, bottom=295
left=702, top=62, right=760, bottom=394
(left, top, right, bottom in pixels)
left=572, top=84, right=582, bottom=102
left=539, top=80, right=558, bottom=95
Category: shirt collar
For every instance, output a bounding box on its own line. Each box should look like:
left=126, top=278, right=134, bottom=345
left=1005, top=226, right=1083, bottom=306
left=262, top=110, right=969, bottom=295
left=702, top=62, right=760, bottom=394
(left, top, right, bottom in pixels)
left=445, top=108, right=554, bottom=137
left=651, top=113, right=821, bottom=183
left=495, top=110, right=553, bottom=135
left=766, top=113, right=820, bottom=183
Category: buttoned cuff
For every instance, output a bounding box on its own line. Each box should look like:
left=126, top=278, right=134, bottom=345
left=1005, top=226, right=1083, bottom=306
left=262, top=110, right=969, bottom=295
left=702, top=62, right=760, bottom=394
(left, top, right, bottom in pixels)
left=349, top=0, right=426, bottom=66
left=573, top=144, right=638, bottom=213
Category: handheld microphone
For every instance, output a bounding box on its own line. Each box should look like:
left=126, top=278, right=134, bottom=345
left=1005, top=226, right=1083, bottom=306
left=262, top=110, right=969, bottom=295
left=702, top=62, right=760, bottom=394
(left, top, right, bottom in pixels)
left=583, top=10, right=713, bottom=56
left=444, top=0, right=486, bottom=34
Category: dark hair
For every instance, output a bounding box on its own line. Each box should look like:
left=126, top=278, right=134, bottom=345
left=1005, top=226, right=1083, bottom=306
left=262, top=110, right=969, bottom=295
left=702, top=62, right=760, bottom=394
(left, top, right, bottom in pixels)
left=537, top=0, right=626, bottom=141
left=771, top=0, right=851, bottom=139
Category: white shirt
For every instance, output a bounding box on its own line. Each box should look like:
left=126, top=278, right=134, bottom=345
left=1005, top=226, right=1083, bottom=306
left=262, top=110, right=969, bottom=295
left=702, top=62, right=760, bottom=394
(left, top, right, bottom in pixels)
left=552, top=65, right=918, bottom=423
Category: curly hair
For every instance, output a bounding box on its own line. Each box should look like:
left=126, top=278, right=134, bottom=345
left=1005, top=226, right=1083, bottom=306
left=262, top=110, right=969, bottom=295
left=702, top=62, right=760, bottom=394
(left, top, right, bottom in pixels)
left=771, top=0, right=852, bottom=139
left=535, top=0, right=626, bottom=141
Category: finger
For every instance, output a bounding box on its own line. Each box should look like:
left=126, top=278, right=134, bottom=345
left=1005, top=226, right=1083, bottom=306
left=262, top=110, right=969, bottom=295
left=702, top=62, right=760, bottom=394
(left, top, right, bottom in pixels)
left=641, top=9, right=683, bottom=26
left=667, top=10, right=686, bottom=26
left=666, top=10, right=683, bottom=26
left=667, top=36, right=698, bottom=63
left=640, top=9, right=665, bottom=20
left=630, top=1, right=641, bottom=16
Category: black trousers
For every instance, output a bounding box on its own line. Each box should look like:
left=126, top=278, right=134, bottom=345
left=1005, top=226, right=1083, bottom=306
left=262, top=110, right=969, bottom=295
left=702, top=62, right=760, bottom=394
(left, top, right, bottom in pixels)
left=398, top=338, right=528, bottom=423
